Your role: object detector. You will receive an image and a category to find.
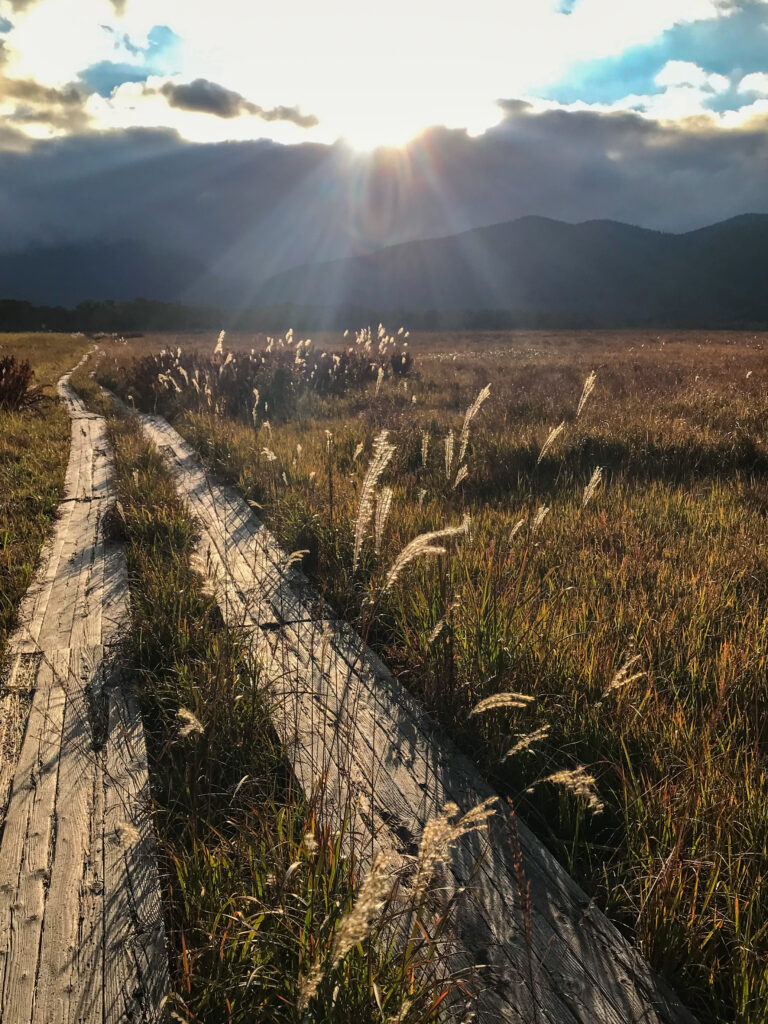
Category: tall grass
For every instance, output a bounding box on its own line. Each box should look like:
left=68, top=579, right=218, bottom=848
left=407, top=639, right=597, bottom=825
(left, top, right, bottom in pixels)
left=97, top=328, right=768, bottom=1024
left=87, top=398, right=493, bottom=1023
left=0, top=333, right=88, bottom=661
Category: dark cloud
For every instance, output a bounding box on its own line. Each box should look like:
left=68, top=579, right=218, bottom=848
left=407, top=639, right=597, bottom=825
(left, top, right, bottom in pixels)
left=1, top=103, right=768, bottom=295
left=157, top=78, right=318, bottom=127
left=0, top=74, right=90, bottom=133
left=0, top=76, right=83, bottom=105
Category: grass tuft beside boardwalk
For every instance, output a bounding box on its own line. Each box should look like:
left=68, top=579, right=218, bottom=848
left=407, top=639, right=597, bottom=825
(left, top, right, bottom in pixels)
left=0, top=333, right=88, bottom=662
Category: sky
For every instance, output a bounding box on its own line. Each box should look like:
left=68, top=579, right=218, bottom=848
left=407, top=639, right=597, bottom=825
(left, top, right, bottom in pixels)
left=1, top=0, right=768, bottom=276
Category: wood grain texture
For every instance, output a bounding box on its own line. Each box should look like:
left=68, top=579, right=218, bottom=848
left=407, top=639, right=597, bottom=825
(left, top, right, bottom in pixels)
left=137, top=408, right=698, bottom=1024
left=0, top=363, right=168, bottom=1024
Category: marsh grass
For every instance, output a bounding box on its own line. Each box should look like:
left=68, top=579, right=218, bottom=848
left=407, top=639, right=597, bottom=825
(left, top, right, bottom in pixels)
left=0, top=333, right=88, bottom=662
left=83, top=396, right=486, bottom=1023
left=97, top=328, right=768, bottom=1024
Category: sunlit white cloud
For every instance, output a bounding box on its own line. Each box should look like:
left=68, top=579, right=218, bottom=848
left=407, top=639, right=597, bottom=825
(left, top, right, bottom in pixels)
left=0, top=0, right=748, bottom=147
left=739, top=70, right=768, bottom=95
left=654, top=59, right=729, bottom=91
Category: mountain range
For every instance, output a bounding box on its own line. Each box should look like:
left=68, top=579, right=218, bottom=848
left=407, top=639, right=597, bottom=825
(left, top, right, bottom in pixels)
left=2, top=214, right=768, bottom=327
left=257, top=214, right=768, bottom=327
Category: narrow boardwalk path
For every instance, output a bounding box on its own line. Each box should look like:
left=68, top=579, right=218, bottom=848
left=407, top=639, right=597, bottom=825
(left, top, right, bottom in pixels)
left=137, top=408, right=698, bottom=1024
left=0, top=365, right=168, bottom=1024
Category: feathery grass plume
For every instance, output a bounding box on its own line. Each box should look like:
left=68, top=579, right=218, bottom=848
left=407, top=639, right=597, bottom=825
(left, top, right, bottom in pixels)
left=531, top=504, right=549, bottom=534
left=353, top=429, right=396, bottom=571
left=470, top=692, right=534, bottom=715
left=421, top=430, right=430, bottom=468
left=429, top=618, right=447, bottom=643
left=417, top=488, right=427, bottom=507
left=582, top=466, right=603, bottom=509
left=603, top=653, right=644, bottom=698
left=509, top=518, right=525, bottom=541
left=384, top=515, right=470, bottom=590
left=262, top=448, right=278, bottom=462
left=376, top=365, right=385, bottom=393
left=453, top=464, right=469, bottom=489
left=530, top=765, right=603, bottom=814
left=299, top=851, right=398, bottom=1009
left=412, top=797, right=497, bottom=906
left=536, top=421, right=565, bottom=465
left=177, top=707, right=204, bottom=739
left=375, top=486, right=394, bottom=554
left=577, top=370, right=597, bottom=417
left=504, top=725, right=550, bottom=759
left=213, top=330, right=226, bottom=356
left=458, top=383, right=491, bottom=463
left=281, top=549, right=309, bottom=574
left=353, top=441, right=364, bottom=463
left=444, top=429, right=455, bottom=480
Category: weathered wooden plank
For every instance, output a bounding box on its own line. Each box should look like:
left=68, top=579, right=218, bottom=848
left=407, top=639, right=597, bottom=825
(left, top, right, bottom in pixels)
left=0, top=651, right=67, bottom=1022
left=0, top=364, right=169, bottom=1024
left=103, top=681, right=169, bottom=1024
left=135, top=406, right=698, bottom=1024
left=35, top=646, right=100, bottom=1024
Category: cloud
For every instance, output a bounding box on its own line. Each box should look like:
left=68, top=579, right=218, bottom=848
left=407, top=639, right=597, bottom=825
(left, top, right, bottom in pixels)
left=654, top=58, right=729, bottom=90
left=739, top=70, right=768, bottom=93
left=0, top=0, right=739, bottom=148
left=157, top=78, right=318, bottom=127
left=541, top=2, right=768, bottom=106
left=0, top=72, right=90, bottom=134
left=1, top=101, right=768, bottom=292
left=0, top=75, right=83, bottom=104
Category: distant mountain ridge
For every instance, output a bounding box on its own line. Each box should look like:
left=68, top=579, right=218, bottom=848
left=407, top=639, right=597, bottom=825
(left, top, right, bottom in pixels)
left=257, top=213, right=768, bottom=327
left=2, top=214, right=768, bottom=327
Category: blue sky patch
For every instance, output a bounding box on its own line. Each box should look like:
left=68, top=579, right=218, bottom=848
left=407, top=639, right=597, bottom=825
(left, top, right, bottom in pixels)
left=0, top=16, right=13, bottom=33
left=79, top=61, right=151, bottom=95
left=539, top=3, right=768, bottom=105
left=78, top=24, right=181, bottom=98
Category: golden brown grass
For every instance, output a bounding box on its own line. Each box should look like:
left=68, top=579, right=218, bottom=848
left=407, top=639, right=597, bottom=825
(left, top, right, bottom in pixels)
left=0, top=333, right=88, bottom=661
left=97, top=327, right=768, bottom=1024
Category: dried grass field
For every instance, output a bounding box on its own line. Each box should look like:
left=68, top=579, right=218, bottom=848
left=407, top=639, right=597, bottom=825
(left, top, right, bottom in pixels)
left=3, top=327, right=768, bottom=1023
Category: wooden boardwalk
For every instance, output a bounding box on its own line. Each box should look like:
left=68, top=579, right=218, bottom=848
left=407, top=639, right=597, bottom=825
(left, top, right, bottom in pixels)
left=136, top=408, right=698, bottom=1024
left=0, top=366, right=168, bottom=1024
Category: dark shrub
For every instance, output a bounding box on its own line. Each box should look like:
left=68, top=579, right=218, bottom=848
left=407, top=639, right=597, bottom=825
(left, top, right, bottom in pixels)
left=0, top=356, right=45, bottom=411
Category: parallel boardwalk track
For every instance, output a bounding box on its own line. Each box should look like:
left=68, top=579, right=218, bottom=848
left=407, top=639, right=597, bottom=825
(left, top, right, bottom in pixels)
left=134, top=406, right=698, bottom=1024
left=0, top=365, right=168, bottom=1024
